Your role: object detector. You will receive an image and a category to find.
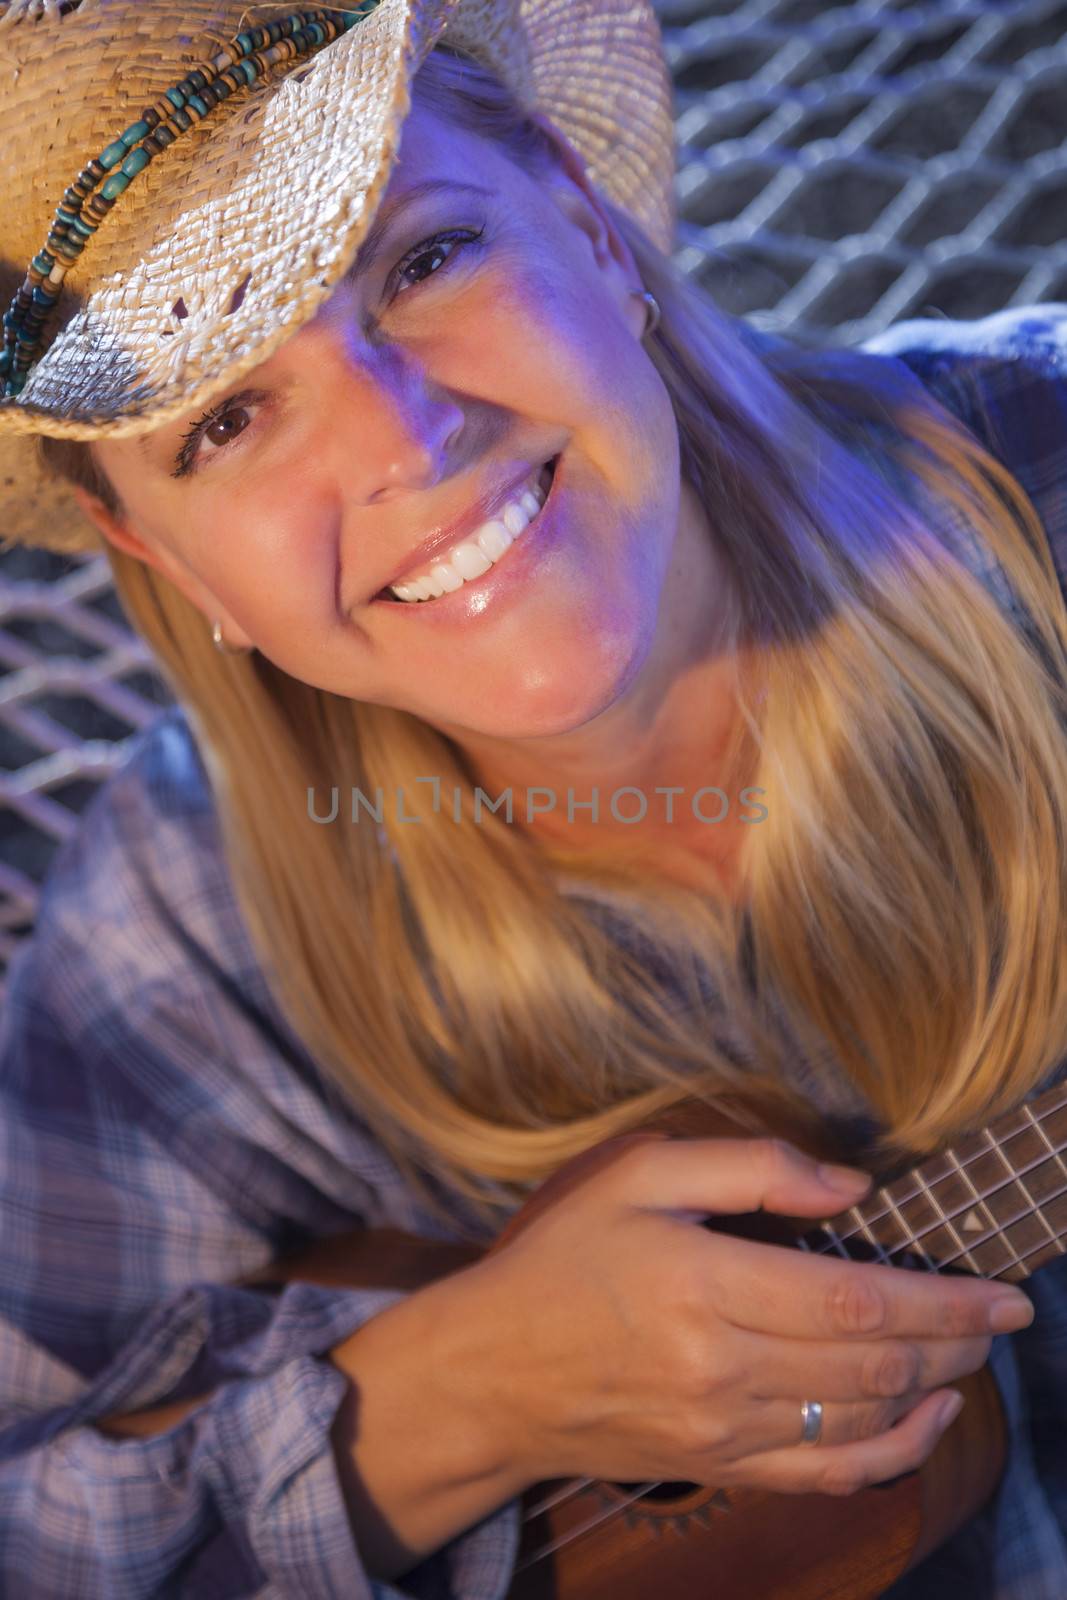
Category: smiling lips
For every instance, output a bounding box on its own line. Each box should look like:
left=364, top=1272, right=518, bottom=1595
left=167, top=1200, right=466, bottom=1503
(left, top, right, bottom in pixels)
left=374, top=458, right=556, bottom=603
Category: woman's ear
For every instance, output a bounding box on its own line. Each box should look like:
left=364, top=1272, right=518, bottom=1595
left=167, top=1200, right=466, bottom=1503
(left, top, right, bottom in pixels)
left=70, top=482, right=157, bottom=566
left=526, top=109, right=642, bottom=301
left=68, top=480, right=217, bottom=621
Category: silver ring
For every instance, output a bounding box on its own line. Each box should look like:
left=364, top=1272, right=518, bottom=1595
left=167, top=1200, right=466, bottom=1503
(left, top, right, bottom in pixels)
left=800, top=1399, right=824, bottom=1445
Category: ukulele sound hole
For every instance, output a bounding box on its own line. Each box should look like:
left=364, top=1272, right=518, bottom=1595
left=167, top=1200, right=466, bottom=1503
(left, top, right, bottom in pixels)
left=609, top=1480, right=702, bottom=1501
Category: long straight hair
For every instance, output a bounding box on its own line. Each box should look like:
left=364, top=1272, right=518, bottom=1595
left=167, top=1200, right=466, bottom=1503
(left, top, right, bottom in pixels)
left=37, top=45, right=1067, bottom=1237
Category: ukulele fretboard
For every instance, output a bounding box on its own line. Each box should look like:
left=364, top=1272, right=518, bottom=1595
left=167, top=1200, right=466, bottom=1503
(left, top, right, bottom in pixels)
left=798, top=1085, right=1067, bottom=1283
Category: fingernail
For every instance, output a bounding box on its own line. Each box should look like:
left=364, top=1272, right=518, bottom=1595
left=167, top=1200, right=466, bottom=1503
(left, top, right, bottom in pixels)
left=817, top=1162, right=872, bottom=1196
left=937, top=1392, right=964, bottom=1430
left=989, top=1295, right=1035, bottom=1333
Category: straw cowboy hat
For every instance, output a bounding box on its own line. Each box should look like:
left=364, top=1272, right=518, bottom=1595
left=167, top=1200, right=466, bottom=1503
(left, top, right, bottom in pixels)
left=0, top=0, right=677, bottom=558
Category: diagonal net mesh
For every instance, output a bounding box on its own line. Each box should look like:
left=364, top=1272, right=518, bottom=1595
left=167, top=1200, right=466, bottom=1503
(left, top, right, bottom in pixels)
left=1, top=0, right=1065, bottom=998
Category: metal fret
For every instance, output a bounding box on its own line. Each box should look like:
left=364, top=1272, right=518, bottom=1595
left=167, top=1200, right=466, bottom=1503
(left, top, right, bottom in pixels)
left=913, top=1158, right=984, bottom=1275
left=814, top=1224, right=851, bottom=1259
left=947, top=1139, right=1017, bottom=1273
left=841, top=1205, right=894, bottom=1267
left=983, top=1126, right=1064, bottom=1257
left=876, top=1181, right=934, bottom=1268
left=1022, top=1102, right=1067, bottom=1190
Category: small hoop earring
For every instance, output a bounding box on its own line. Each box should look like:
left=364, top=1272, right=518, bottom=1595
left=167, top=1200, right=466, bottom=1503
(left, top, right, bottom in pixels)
left=212, top=618, right=251, bottom=655
left=637, top=289, right=661, bottom=338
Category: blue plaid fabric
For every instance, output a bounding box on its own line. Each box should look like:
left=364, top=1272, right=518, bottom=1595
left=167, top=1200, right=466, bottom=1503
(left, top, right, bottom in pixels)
left=2, top=303, right=1067, bottom=1598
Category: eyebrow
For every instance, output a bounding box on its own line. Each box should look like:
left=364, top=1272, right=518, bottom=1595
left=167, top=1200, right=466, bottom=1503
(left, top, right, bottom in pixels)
left=141, top=179, right=495, bottom=462
left=347, top=177, right=496, bottom=280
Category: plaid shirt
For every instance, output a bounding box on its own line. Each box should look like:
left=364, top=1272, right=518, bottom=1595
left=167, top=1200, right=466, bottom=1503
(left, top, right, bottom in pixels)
left=2, top=302, right=1067, bottom=1599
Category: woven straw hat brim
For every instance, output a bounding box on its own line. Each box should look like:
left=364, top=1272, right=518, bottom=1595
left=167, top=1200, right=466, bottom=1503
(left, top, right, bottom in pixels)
left=0, top=0, right=676, bottom=555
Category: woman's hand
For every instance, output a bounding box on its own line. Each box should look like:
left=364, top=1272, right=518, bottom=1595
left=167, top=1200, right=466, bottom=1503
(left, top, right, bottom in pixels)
left=441, top=1135, right=1034, bottom=1496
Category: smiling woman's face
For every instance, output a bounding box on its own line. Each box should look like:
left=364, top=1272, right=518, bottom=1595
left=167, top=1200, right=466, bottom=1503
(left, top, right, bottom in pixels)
left=80, top=93, right=721, bottom=748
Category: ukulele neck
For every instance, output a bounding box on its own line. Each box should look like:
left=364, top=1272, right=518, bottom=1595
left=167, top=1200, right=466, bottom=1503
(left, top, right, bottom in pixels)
left=798, top=1084, right=1067, bottom=1284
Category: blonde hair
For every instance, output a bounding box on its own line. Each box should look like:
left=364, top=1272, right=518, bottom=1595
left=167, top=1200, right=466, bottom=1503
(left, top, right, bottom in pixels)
left=37, top=44, right=1067, bottom=1237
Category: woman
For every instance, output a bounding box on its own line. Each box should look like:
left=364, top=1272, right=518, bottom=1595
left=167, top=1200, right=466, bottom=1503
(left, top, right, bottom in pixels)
left=0, top=1, right=1063, bottom=1595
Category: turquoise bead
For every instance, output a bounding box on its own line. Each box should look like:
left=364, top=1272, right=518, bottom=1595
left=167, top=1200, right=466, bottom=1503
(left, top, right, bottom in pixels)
left=99, top=138, right=128, bottom=169
left=55, top=205, right=80, bottom=224
left=32, top=252, right=54, bottom=273
left=120, top=119, right=150, bottom=148
left=70, top=216, right=96, bottom=237
left=120, top=147, right=150, bottom=178
left=237, top=59, right=257, bottom=82
left=236, top=30, right=253, bottom=52
left=166, top=86, right=186, bottom=108
left=101, top=171, right=130, bottom=200
left=188, top=94, right=208, bottom=116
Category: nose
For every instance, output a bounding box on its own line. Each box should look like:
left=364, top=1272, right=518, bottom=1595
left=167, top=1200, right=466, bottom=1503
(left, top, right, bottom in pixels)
left=307, top=312, right=465, bottom=504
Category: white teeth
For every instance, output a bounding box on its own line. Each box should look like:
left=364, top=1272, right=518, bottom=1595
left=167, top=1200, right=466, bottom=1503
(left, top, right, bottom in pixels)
left=451, top=542, right=494, bottom=581
left=432, top=562, right=464, bottom=593
left=502, top=502, right=527, bottom=537
left=386, top=462, right=553, bottom=603
left=476, top=520, right=513, bottom=561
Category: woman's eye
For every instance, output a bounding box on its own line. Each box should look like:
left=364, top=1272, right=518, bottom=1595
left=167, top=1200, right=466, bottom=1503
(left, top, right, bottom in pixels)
left=390, top=227, right=484, bottom=299
left=172, top=391, right=267, bottom=479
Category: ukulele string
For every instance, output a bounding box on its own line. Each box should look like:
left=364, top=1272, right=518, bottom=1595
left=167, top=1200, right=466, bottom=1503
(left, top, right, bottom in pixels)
left=514, top=1480, right=669, bottom=1565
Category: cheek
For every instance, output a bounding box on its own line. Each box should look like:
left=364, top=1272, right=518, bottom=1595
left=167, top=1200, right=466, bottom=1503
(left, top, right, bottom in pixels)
left=458, top=257, right=639, bottom=407
left=198, top=503, right=337, bottom=628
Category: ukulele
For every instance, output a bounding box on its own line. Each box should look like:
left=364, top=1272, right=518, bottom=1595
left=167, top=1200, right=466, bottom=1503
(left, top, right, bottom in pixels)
left=100, top=1080, right=1067, bottom=1597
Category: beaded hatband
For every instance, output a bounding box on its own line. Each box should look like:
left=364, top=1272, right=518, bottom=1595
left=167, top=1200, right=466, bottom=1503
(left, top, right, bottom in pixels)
left=0, top=4, right=381, bottom=400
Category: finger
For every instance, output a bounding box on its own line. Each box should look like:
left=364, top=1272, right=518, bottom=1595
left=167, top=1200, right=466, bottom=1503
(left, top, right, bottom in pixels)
left=607, top=1135, right=1028, bottom=1337
left=608, top=1134, right=876, bottom=1222
left=702, top=1228, right=1031, bottom=1342
left=732, top=1326, right=992, bottom=1404
left=726, top=1388, right=964, bottom=1497
left=715, top=1388, right=924, bottom=1460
